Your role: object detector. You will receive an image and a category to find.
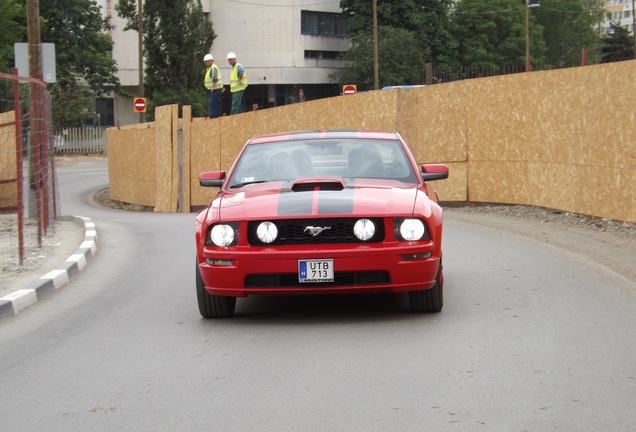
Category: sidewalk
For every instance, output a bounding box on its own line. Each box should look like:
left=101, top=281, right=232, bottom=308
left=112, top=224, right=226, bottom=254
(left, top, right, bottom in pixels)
left=0, top=216, right=97, bottom=320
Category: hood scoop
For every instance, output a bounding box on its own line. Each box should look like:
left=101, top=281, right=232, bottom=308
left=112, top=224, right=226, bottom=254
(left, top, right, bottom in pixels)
left=291, top=176, right=346, bottom=192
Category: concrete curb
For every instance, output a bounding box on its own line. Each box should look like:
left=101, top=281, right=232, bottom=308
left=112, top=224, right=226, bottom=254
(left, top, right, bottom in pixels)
left=0, top=216, right=97, bottom=320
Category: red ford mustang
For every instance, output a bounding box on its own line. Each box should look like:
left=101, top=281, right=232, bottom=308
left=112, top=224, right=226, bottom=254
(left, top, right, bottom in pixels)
left=195, top=130, right=448, bottom=318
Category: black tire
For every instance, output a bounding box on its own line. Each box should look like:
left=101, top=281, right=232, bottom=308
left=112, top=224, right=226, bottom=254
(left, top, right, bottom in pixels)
left=196, top=259, right=236, bottom=318
left=409, top=266, right=443, bottom=313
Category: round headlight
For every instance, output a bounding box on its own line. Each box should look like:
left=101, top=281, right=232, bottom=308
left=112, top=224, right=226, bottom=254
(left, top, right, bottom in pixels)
left=353, top=218, right=376, bottom=241
left=257, top=221, right=278, bottom=243
left=210, top=224, right=235, bottom=247
left=399, top=219, right=425, bottom=241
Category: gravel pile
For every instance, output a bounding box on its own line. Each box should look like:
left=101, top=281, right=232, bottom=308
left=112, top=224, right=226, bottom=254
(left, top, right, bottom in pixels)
left=445, top=202, right=636, bottom=240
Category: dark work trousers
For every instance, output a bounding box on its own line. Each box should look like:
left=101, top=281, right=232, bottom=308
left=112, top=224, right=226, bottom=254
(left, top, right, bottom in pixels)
left=209, top=89, right=222, bottom=118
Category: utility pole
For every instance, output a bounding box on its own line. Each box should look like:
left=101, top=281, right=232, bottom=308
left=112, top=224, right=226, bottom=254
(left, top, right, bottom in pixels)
left=26, top=0, right=42, bottom=219
left=373, top=0, right=379, bottom=90
left=27, top=0, right=41, bottom=82
left=632, top=0, right=636, bottom=58
left=138, top=0, right=144, bottom=123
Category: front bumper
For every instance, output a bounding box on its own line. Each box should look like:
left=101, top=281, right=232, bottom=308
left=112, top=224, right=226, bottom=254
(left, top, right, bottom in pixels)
left=197, top=243, right=440, bottom=297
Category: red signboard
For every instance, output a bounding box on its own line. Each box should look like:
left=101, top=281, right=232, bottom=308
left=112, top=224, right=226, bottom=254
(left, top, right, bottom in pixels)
left=133, top=97, right=147, bottom=113
left=342, top=84, right=357, bottom=96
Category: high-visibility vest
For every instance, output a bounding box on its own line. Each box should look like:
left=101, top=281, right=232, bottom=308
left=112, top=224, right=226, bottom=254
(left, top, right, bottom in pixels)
left=205, top=64, right=222, bottom=90
left=230, top=63, right=248, bottom=93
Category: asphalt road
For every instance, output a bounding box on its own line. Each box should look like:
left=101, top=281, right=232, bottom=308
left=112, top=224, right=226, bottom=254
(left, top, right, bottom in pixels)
left=1, top=159, right=635, bottom=431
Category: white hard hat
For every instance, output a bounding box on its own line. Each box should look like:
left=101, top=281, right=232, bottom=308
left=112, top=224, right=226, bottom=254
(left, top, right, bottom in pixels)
left=203, top=54, right=213, bottom=61
left=227, top=52, right=237, bottom=59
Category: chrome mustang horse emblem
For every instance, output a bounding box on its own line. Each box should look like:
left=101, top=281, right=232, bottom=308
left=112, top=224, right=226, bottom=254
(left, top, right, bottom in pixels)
left=304, top=226, right=331, bottom=236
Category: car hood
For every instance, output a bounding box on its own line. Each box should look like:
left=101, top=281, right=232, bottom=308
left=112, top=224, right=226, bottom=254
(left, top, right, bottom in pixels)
left=213, top=179, right=430, bottom=220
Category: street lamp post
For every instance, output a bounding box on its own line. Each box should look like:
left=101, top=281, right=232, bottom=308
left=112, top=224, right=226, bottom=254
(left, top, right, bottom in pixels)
left=525, top=0, right=530, bottom=71
left=525, top=0, right=539, bottom=72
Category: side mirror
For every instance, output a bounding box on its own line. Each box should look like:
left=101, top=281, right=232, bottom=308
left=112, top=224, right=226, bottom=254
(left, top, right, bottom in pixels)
left=420, top=164, right=449, bottom=181
left=199, top=171, right=226, bottom=187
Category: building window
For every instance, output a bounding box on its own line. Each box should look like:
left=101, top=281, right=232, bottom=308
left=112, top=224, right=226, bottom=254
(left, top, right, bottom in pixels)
left=321, top=51, right=339, bottom=59
left=304, top=50, right=341, bottom=59
left=301, top=10, right=348, bottom=37
left=96, top=98, right=114, bottom=126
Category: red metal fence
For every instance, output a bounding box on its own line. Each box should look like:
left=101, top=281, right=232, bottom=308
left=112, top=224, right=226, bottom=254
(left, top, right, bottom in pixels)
left=0, top=70, right=59, bottom=271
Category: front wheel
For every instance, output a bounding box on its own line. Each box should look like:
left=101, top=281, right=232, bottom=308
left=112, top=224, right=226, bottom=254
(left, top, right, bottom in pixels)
left=196, top=259, right=236, bottom=318
left=408, top=266, right=443, bottom=313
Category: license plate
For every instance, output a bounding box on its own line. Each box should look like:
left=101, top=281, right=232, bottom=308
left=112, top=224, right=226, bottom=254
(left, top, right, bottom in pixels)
left=298, top=259, right=334, bottom=283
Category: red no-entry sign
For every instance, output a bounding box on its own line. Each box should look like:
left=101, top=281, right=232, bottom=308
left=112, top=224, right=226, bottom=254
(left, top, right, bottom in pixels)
left=343, top=84, right=357, bottom=96
left=133, top=97, right=147, bottom=113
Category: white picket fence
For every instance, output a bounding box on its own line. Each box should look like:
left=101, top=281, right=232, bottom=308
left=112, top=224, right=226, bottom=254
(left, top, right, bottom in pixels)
left=54, top=127, right=107, bottom=155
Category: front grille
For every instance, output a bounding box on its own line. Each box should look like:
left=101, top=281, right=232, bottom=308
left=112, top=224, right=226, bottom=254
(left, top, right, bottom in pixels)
left=245, top=271, right=390, bottom=288
left=248, top=218, right=385, bottom=246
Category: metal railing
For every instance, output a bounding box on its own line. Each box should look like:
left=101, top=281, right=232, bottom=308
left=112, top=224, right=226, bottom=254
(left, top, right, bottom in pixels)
left=426, top=64, right=527, bottom=84
left=54, top=126, right=107, bottom=155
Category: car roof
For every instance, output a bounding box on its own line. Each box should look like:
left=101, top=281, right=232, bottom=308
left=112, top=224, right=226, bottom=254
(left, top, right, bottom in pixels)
left=381, top=85, right=425, bottom=90
left=247, top=130, right=400, bottom=145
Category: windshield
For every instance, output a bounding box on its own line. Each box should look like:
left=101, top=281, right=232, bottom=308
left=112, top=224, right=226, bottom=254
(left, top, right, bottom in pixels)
left=227, top=138, right=417, bottom=188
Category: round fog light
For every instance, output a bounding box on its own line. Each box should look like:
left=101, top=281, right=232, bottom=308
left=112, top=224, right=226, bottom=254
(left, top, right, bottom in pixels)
left=257, top=221, right=278, bottom=243
left=354, top=218, right=376, bottom=241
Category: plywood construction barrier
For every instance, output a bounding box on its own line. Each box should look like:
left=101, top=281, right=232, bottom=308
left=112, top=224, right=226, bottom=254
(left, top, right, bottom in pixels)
left=106, top=122, right=157, bottom=208
left=106, top=60, right=636, bottom=223
left=0, top=111, right=17, bottom=209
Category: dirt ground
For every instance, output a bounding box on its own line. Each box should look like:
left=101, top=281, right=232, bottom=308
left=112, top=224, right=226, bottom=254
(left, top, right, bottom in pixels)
left=0, top=217, right=85, bottom=296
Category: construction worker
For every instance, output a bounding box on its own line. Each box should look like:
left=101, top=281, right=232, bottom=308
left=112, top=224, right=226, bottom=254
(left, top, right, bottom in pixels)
left=227, top=52, right=247, bottom=115
left=204, top=54, right=223, bottom=118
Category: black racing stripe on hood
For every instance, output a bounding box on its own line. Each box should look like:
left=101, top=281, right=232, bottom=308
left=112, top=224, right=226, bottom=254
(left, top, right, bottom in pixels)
left=276, top=180, right=356, bottom=216
left=277, top=183, right=313, bottom=216
left=317, top=188, right=354, bottom=214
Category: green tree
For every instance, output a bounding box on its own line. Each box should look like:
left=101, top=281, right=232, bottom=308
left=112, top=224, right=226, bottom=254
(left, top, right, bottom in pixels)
left=533, top=0, right=603, bottom=68
left=39, top=0, right=121, bottom=128
left=337, top=26, right=426, bottom=90
left=0, top=0, right=26, bottom=73
left=115, top=0, right=216, bottom=119
left=451, top=0, right=547, bottom=71
left=337, top=0, right=458, bottom=87
left=49, top=84, right=97, bottom=128
left=342, top=0, right=458, bottom=65
left=601, top=23, right=635, bottom=63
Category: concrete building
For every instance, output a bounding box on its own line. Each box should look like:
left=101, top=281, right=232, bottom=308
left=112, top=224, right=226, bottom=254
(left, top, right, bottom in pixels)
left=598, top=0, right=635, bottom=35
left=96, top=0, right=350, bottom=126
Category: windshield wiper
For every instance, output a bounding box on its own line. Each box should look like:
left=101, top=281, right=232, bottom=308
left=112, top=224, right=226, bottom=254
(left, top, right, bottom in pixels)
left=229, top=180, right=268, bottom=188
